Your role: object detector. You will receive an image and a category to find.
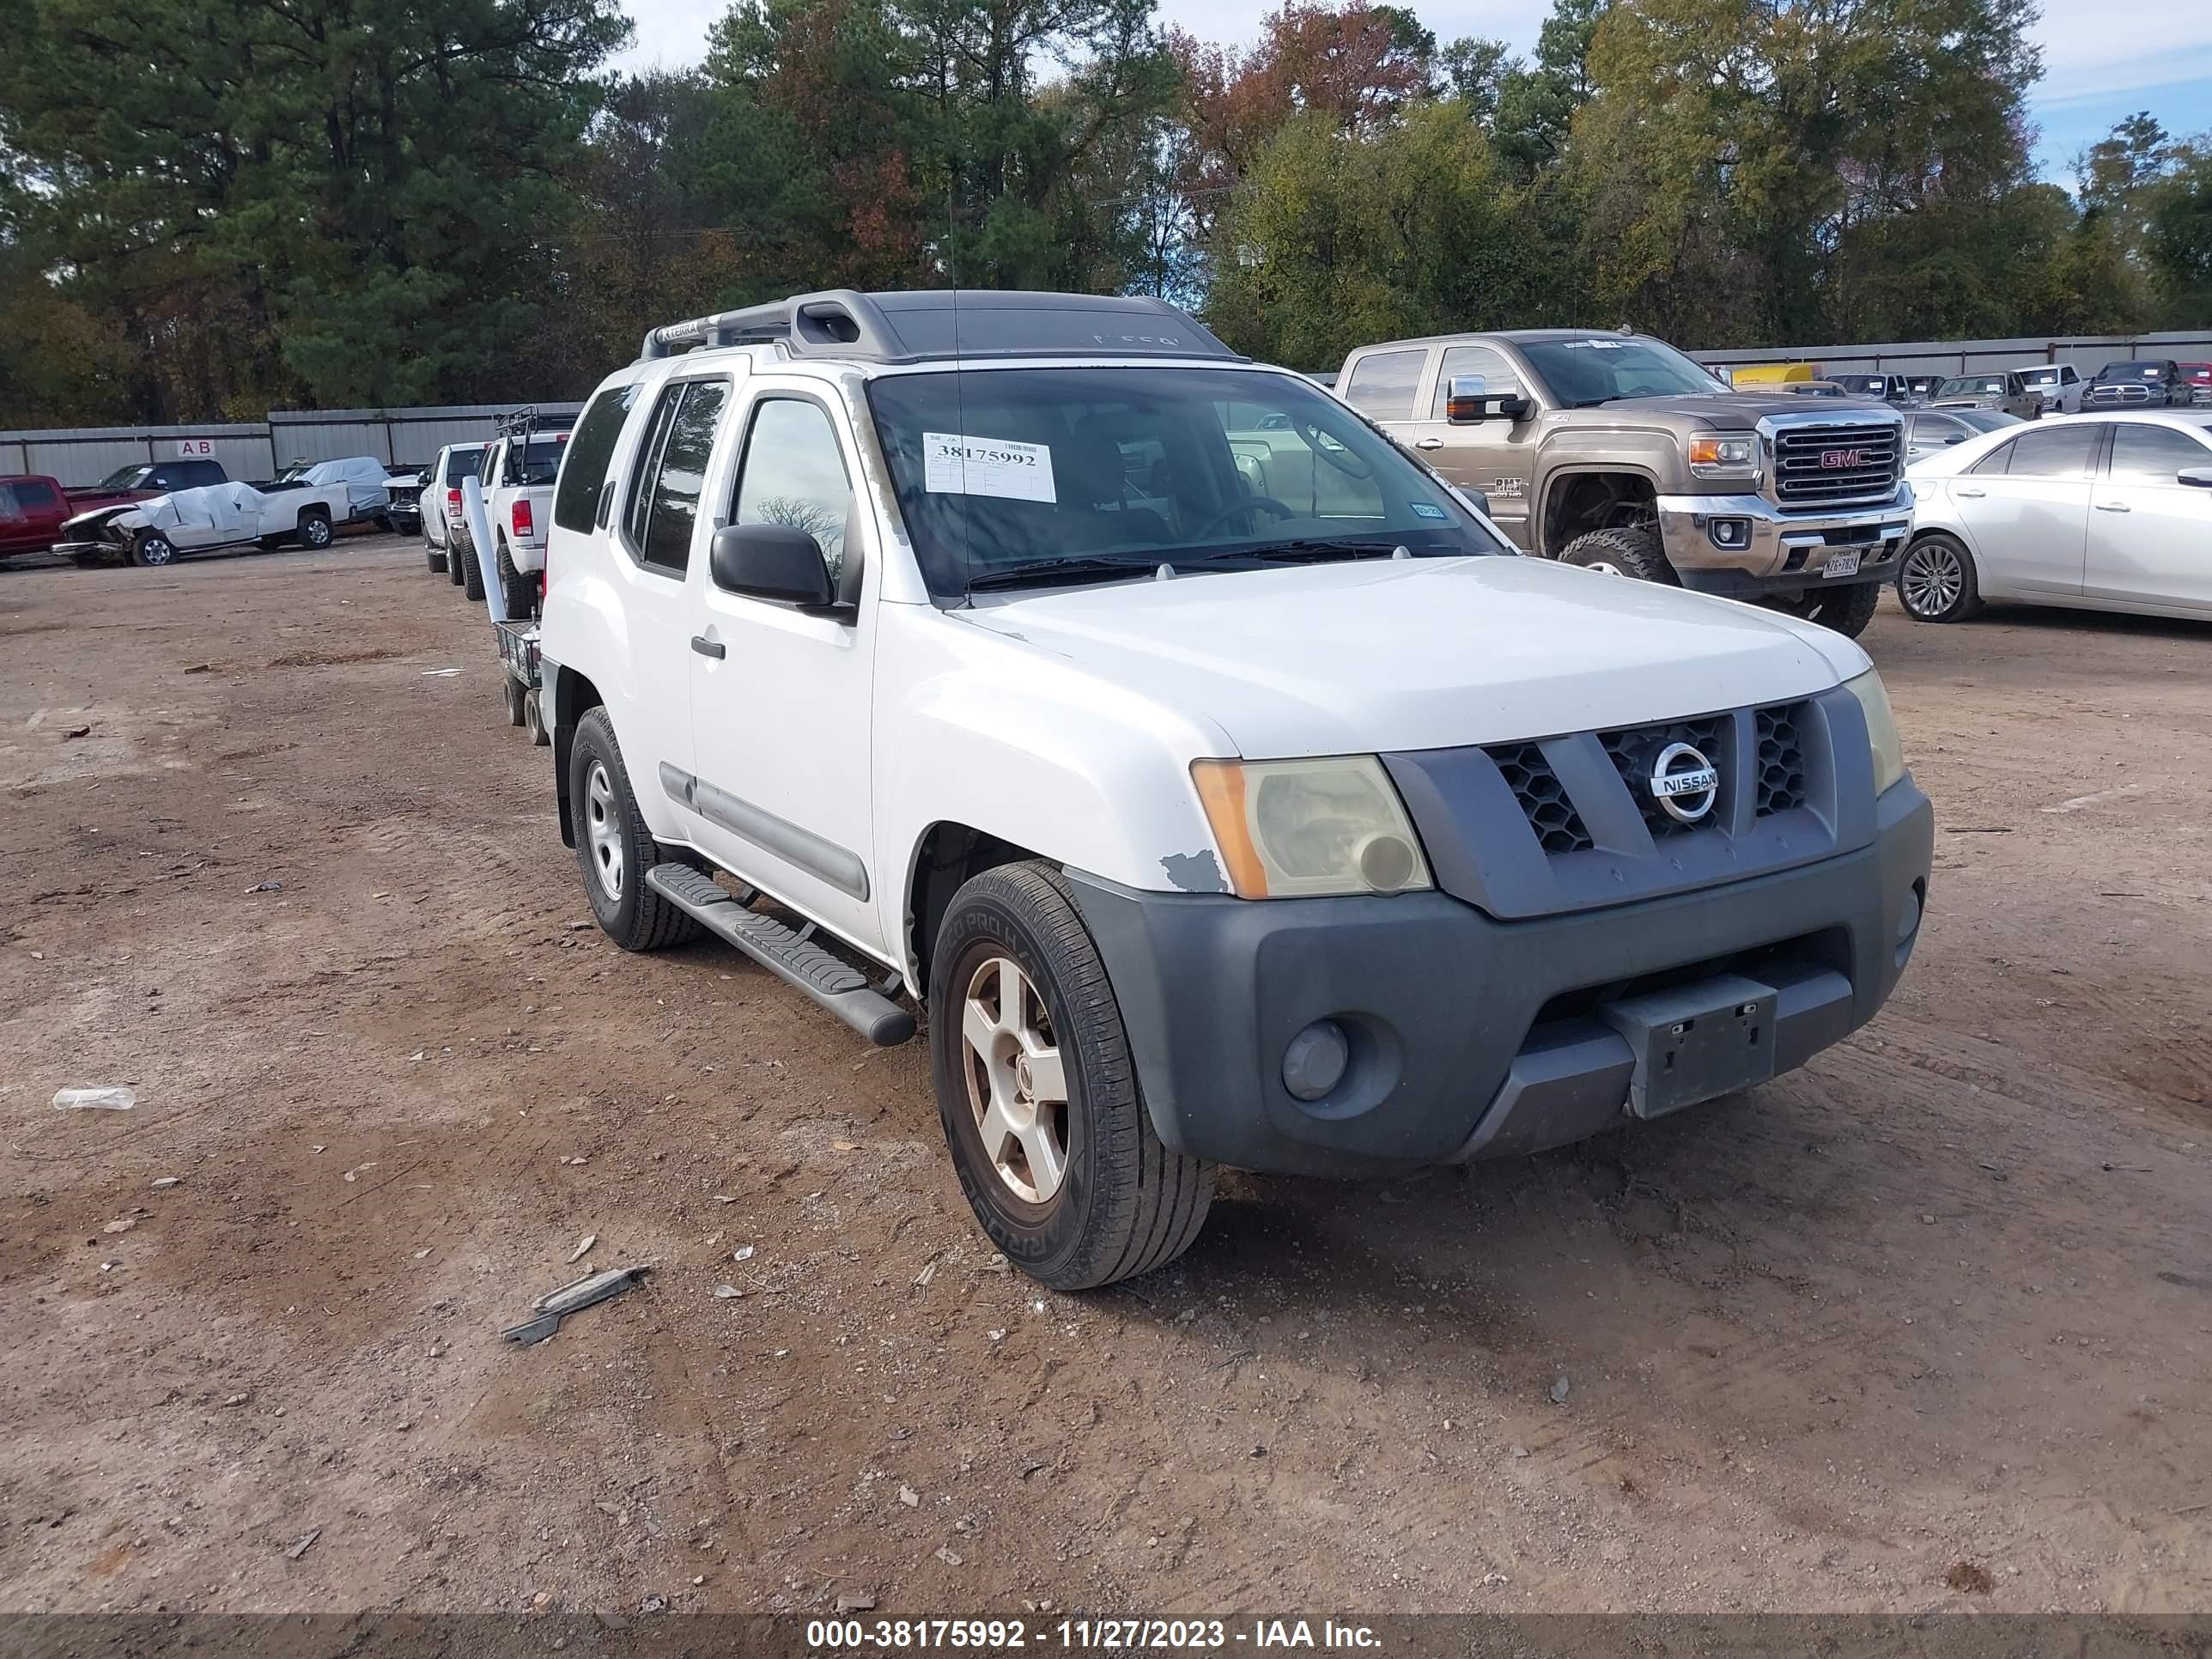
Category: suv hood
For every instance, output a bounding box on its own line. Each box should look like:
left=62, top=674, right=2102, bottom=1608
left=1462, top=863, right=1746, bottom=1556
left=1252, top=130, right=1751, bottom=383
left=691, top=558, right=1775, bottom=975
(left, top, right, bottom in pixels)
left=963, top=556, right=1859, bottom=758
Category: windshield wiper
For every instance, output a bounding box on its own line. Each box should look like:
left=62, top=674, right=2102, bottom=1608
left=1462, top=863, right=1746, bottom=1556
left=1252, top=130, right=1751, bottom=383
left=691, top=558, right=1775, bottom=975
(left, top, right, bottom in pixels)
left=965, top=554, right=1168, bottom=593
left=1194, top=538, right=1404, bottom=564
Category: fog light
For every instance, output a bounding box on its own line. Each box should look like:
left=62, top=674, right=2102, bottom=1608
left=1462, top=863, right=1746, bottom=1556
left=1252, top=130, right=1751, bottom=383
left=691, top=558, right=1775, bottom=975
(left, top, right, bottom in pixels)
left=1283, top=1019, right=1350, bottom=1103
left=1894, top=881, right=1923, bottom=967
left=1709, top=518, right=1752, bottom=550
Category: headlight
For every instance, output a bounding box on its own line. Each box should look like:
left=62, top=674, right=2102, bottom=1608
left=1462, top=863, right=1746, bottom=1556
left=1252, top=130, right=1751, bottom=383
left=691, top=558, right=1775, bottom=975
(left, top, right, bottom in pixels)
left=1687, top=434, right=1759, bottom=477
left=1844, top=670, right=1905, bottom=794
left=1190, top=756, right=1432, bottom=899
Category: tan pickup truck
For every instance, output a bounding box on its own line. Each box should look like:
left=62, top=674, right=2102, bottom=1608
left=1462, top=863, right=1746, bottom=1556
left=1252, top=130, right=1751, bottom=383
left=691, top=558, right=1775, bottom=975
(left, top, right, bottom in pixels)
left=1337, top=330, right=1914, bottom=636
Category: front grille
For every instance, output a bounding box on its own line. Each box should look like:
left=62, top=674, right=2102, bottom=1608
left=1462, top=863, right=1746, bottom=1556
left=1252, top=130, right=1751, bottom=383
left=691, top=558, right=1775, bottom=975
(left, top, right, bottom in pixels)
left=1600, top=715, right=1724, bottom=840
left=2087, top=384, right=2149, bottom=404
left=1754, top=704, right=1808, bottom=815
left=1488, top=743, right=1593, bottom=854
left=1771, top=421, right=1900, bottom=507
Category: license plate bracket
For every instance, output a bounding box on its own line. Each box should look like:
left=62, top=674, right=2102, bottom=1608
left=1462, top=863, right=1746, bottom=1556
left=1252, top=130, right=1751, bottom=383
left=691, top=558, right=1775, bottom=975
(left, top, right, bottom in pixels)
left=1599, top=975, right=1779, bottom=1120
left=1822, top=548, right=1863, bottom=579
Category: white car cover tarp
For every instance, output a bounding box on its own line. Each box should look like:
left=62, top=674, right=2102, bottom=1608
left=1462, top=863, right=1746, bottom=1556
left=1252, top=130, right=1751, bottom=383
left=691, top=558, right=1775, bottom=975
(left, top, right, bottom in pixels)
left=297, top=457, right=392, bottom=516
left=137, top=482, right=265, bottom=539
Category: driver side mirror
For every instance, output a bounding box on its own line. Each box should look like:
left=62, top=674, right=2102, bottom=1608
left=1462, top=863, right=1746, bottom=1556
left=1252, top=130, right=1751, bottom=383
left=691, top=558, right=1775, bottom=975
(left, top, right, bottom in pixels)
left=1943, top=434, right=1966, bottom=446
left=710, top=522, right=839, bottom=612
left=1443, top=376, right=1532, bottom=424
left=2179, top=467, right=2212, bottom=489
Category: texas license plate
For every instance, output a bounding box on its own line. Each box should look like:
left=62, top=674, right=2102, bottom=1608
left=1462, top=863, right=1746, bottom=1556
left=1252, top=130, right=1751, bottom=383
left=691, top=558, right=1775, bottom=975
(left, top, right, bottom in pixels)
left=1823, top=549, right=1863, bottom=579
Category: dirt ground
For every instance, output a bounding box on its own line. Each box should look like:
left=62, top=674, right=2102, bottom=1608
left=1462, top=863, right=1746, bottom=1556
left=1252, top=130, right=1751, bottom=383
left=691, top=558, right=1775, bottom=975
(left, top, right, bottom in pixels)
left=2, top=534, right=2208, bottom=1619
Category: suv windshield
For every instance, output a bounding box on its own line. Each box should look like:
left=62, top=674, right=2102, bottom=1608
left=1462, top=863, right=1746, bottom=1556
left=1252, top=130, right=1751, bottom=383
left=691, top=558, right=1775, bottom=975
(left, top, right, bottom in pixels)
left=94, top=465, right=154, bottom=489
left=866, top=366, right=1508, bottom=598
left=1513, top=337, right=1729, bottom=407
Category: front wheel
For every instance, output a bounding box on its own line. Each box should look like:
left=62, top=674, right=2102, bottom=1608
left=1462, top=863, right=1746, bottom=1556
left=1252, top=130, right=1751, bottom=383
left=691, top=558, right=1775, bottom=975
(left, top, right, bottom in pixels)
left=131, top=532, right=177, bottom=568
left=1895, top=533, right=1982, bottom=623
left=928, top=860, right=1215, bottom=1291
left=1558, top=525, right=1678, bottom=584
left=568, top=708, right=701, bottom=952
left=1764, top=578, right=1882, bottom=637
left=458, top=537, right=484, bottom=601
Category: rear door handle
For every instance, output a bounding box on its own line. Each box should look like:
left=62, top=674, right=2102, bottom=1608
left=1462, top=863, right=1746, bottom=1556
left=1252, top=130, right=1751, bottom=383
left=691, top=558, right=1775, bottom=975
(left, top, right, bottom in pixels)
left=2094, top=501, right=2130, bottom=513
left=690, top=635, right=726, bottom=659
left=1414, top=437, right=1444, bottom=451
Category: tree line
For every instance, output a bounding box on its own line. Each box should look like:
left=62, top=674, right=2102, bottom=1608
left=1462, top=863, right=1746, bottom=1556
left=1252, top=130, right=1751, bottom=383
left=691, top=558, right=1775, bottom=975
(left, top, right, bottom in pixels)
left=3, top=0, right=2208, bottom=428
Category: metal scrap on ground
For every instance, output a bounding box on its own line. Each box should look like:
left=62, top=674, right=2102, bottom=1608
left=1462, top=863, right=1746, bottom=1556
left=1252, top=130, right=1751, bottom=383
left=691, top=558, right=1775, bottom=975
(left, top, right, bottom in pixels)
left=501, top=1266, right=647, bottom=1346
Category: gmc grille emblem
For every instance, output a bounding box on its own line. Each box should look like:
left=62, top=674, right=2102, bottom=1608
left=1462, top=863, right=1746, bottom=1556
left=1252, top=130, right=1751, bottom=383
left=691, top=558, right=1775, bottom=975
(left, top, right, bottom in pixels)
left=1819, top=448, right=1866, bottom=470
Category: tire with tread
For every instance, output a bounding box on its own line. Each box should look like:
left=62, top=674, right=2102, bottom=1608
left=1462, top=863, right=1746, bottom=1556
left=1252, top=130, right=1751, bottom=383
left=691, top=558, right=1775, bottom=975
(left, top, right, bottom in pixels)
left=1765, top=578, right=1883, bottom=637
left=496, top=534, right=534, bottom=622
left=448, top=534, right=470, bottom=586
left=458, top=535, right=484, bottom=600
left=296, top=509, right=333, bottom=550
left=1894, top=532, right=1982, bottom=623
left=568, top=707, right=701, bottom=951
left=130, top=532, right=177, bottom=568
left=928, top=860, right=1215, bottom=1290
left=1558, top=524, right=1678, bottom=584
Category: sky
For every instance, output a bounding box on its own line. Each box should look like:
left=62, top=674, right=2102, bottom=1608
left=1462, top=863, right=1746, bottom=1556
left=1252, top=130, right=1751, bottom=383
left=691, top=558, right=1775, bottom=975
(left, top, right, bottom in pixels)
left=611, top=0, right=2212, bottom=190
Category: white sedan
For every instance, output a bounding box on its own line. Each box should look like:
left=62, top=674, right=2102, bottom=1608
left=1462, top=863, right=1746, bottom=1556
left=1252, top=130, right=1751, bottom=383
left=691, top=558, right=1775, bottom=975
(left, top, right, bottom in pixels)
left=1896, top=410, right=2212, bottom=623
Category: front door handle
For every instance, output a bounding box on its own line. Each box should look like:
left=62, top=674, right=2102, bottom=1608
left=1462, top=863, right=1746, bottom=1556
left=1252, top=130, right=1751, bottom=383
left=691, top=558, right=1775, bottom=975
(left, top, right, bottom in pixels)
left=1414, top=437, right=1444, bottom=451
left=2094, top=501, right=2130, bottom=513
left=1956, top=487, right=1985, bottom=498
left=690, top=635, right=726, bottom=659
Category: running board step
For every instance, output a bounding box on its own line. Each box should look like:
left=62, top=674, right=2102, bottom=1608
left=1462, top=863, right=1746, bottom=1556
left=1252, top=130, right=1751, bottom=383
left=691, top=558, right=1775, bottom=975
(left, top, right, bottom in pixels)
left=646, top=863, right=915, bottom=1046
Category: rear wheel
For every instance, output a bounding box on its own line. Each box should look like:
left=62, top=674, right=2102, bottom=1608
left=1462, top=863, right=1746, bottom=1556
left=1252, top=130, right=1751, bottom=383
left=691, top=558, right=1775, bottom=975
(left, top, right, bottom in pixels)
left=1764, top=578, right=1883, bottom=637
left=495, top=535, right=535, bottom=622
left=928, top=860, right=1215, bottom=1290
left=297, top=510, right=333, bottom=550
left=1558, top=525, right=1677, bottom=584
left=568, top=708, right=701, bottom=951
left=1895, top=533, right=1982, bottom=623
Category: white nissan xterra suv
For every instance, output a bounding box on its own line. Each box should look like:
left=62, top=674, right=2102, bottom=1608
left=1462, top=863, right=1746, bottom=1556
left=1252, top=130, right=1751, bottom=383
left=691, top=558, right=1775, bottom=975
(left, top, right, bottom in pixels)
left=538, top=289, right=1934, bottom=1291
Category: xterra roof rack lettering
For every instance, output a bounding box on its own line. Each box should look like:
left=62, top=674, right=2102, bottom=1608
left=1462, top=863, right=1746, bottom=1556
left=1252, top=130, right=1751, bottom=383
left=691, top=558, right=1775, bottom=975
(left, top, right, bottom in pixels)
left=538, top=289, right=1932, bottom=1289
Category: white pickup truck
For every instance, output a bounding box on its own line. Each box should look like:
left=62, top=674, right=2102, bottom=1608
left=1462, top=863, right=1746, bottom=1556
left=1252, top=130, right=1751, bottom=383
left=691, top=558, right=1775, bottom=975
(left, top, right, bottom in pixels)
left=477, top=413, right=571, bottom=618
left=57, top=456, right=398, bottom=568
left=538, top=289, right=1934, bottom=1290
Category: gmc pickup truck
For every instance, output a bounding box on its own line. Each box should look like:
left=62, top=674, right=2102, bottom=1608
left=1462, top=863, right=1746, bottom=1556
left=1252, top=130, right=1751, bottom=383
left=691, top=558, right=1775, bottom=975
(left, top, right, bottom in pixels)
left=1338, top=331, right=1913, bottom=637
left=532, top=289, right=1932, bottom=1290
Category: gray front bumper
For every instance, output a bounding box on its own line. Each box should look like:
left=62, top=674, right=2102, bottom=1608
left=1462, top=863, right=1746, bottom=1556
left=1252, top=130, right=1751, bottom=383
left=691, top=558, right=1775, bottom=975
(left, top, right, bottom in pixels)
left=1656, top=487, right=1913, bottom=594
left=1067, top=781, right=1932, bottom=1178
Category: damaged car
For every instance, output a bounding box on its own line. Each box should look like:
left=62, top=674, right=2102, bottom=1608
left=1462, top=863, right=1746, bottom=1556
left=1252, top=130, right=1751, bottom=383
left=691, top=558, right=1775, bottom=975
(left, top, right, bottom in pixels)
left=58, top=457, right=402, bottom=568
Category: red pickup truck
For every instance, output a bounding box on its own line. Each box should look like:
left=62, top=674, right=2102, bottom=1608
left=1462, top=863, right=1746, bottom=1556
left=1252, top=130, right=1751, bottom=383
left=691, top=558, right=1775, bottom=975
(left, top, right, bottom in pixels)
left=0, top=476, right=72, bottom=559
left=61, top=458, right=230, bottom=516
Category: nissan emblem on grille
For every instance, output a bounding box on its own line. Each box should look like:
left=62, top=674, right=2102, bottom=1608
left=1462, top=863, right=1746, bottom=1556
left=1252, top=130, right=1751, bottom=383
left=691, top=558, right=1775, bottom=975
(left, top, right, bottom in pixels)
left=1649, top=742, right=1721, bottom=823
left=1820, top=448, right=1864, bottom=469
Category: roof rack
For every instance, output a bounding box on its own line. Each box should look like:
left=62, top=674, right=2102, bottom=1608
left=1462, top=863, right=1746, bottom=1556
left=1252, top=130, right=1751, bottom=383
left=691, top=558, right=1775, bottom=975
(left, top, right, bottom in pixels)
left=639, top=289, right=1242, bottom=365
left=495, top=405, right=576, bottom=441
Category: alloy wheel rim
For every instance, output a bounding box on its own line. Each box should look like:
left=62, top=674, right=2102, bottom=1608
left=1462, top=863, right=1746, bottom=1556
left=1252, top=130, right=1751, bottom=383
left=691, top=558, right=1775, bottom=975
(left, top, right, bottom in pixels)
left=1901, top=544, right=1963, bottom=617
left=960, top=955, right=1070, bottom=1206
left=585, top=761, right=623, bottom=901
left=144, top=538, right=173, bottom=564
left=307, top=520, right=331, bottom=546
left=1582, top=559, right=1626, bottom=576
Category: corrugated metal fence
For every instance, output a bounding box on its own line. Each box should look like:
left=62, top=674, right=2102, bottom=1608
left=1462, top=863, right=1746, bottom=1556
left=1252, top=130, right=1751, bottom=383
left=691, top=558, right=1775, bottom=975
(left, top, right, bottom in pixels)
left=7, top=328, right=2212, bottom=484
left=0, top=404, right=585, bottom=487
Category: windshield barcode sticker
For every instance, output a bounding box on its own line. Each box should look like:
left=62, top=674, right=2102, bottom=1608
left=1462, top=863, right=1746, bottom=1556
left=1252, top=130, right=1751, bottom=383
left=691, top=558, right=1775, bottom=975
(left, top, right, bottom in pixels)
left=923, top=433, right=1056, bottom=503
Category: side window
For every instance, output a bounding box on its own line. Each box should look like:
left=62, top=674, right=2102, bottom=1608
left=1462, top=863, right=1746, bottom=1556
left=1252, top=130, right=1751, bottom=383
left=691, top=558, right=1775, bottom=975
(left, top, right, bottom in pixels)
left=556, top=384, right=641, bottom=532
left=15, top=480, right=58, bottom=508
left=2107, top=423, right=2209, bottom=483
left=1911, top=414, right=1965, bottom=446
left=2006, top=423, right=2099, bottom=480
left=732, top=398, right=856, bottom=581
left=1341, top=349, right=1425, bottom=420
left=1430, top=344, right=1518, bottom=416
left=631, top=380, right=728, bottom=574
left=623, top=389, right=683, bottom=552
left=1966, top=441, right=2014, bottom=477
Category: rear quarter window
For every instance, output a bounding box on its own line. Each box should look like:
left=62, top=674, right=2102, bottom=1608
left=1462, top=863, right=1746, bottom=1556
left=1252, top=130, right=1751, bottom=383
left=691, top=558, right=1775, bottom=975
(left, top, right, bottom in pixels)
left=1341, top=349, right=1426, bottom=420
